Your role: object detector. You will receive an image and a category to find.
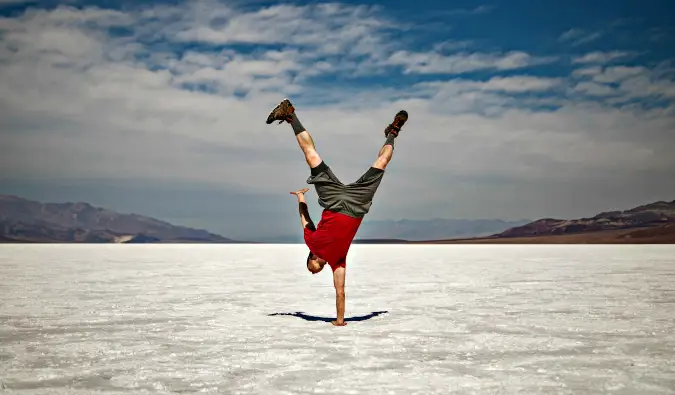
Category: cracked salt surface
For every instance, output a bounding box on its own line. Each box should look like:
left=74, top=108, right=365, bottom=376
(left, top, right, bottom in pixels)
left=1, top=244, right=674, bottom=394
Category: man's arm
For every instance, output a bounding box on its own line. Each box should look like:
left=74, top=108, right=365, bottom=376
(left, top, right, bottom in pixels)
left=332, top=266, right=346, bottom=326
left=298, top=202, right=316, bottom=231
left=290, top=188, right=315, bottom=231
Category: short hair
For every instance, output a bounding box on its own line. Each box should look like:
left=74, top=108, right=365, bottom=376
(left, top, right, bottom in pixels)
left=306, top=251, right=313, bottom=267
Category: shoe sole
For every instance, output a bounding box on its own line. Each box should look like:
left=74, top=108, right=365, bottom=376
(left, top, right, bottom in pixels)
left=385, top=110, right=408, bottom=137
left=266, top=98, right=293, bottom=124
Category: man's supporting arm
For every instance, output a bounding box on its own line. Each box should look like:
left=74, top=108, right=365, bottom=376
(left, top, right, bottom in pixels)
left=332, top=266, right=346, bottom=326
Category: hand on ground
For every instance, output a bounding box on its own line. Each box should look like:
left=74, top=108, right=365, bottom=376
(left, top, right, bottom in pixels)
left=331, top=320, right=347, bottom=326
left=290, top=188, right=310, bottom=196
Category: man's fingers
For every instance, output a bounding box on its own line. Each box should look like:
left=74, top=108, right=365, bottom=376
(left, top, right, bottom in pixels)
left=290, top=188, right=310, bottom=195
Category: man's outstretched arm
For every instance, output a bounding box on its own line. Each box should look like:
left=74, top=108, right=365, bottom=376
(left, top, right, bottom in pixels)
left=332, top=266, right=346, bottom=326
left=290, top=188, right=315, bottom=231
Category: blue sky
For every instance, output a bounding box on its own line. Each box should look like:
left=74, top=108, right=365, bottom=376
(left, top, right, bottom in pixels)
left=1, top=0, right=674, bottom=241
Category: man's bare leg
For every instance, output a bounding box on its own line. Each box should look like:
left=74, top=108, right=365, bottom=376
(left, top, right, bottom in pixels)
left=373, top=140, right=394, bottom=170
left=295, top=130, right=322, bottom=169
left=288, top=109, right=322, bottom=168
left=266, top=98, right=322, bottom=168
left=372, top=110, right=407, bottom=170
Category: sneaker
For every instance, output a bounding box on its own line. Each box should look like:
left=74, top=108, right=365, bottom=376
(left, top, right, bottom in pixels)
left=384, top=110, right=408, bottom=137
left=266, top=98, right=295, bottom=124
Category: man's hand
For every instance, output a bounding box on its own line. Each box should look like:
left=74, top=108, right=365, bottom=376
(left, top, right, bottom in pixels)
left=290, top=188, right=309, bottom=197
left=331, top=320, right=347, bottom=326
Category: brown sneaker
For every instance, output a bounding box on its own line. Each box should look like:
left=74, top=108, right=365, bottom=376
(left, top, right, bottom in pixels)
left=384, top=110, right=408, bottom=137
left=266, top=98, right=295, bottom=124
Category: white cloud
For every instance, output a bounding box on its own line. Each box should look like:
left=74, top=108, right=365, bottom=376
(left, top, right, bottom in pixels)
left=593, top=66, right=648, bottom=83
left=172, top=3, right=390, bottom=53
left=572, top=66, right=602, bottom=78
left=0, top=1, right=674, bottom=227
left=569, top=64, right=675, bottom=99
left=432, top=40, right=474, bottom=52
left=619, top=74, right=675, bottom=99
left=417, top=76, right=563, bottom=103
left=436, top=5, right=495, bottom=16
left=479, top=76, right=563, bottom=92
left=386, top=50, right=556, bottom=74
left=559, top=28, right=584, bottom=41
left=573, top=51, right=634, bottom=64
left=573, top=81, right=617, bottom=96
left=559, top=28, right=603, bottom=46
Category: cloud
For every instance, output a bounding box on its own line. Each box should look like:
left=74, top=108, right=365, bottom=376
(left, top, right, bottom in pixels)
left=572, top=66, right=601, bottom=78
left=479, top=76, right=563, bottom=92
left=1, top=1, right=674, bottom=237
left=171, top=3, right=390, bottom=52
left=559, top=28, right=584, bottom=41
left=618, top=73, right=675, bottom=100
left=559, top=28, right=603, bottom=46
left=648, top=26, right=672, bottom=42
left=570, top=64, right=675, bottom=100
left=592, top=66, right=648, bottom=83
left=418, top=76, right=562, bottom=99
left=132, top=2, right=400, bottom=79
left=435, top=5, right=495, bottom=16
left=386, top=50, right=557, bottom=75
left=572, top=51, right=634, bottom=64
left=432, top=40, right=474, bottom=52
left=573, top=82, right=617, bottom=97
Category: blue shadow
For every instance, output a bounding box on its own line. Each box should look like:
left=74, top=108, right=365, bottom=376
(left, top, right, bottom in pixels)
left=268, top=311, right=388, bottom=322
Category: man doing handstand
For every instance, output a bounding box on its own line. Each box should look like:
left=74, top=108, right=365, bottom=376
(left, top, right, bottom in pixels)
left=266, top=99, right=408, bottom=326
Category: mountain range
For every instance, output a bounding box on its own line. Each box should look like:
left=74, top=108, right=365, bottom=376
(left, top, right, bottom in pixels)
left=0, top=195, right=239, bottom=243
left=496, top=200, right=675, bottom=238
left=418, top=199, right=675, bottom=244
left=1, top=194, right=674, bottom=243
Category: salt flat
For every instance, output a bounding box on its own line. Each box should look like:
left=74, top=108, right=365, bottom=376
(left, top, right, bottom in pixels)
left=1, top=244, right=674, bottom=394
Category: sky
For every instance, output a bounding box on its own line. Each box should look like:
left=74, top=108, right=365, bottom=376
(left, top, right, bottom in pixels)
left=1, top=0, right=674, bottom=241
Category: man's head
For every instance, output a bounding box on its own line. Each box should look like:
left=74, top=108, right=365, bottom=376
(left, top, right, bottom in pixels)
left=306, top=252, right=327, bottom=274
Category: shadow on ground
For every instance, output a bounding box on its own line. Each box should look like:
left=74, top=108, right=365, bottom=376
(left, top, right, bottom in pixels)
left=268, top=311, right=388, bottom=322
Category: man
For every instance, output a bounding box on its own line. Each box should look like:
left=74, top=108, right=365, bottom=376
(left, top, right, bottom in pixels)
left=266, top=98, right=408, bottom=326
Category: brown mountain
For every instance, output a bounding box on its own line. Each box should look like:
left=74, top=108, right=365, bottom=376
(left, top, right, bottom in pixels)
left=414, top=199, right=675, bottom=244
left=496, top=200, right=675, bottom=238
left=0, top=195, right=240, bottom=243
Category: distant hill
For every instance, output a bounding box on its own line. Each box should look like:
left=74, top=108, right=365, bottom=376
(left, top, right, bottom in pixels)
left=415, top=199, right=675, bottom=244
left=495, top=200, right=675, bottom=238
left=6, top=194, right=671, bottom=244
left=0, top=195, right=242, bottom=243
